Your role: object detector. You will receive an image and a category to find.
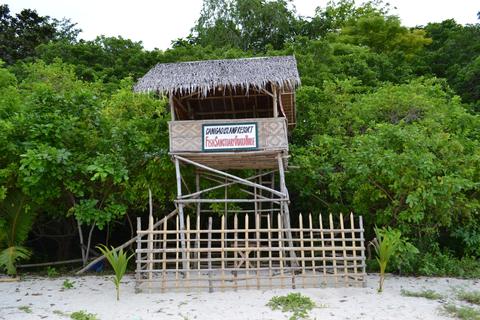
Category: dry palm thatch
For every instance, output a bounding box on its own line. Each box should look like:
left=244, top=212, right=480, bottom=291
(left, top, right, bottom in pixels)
left=133, top=56, right=300, bottom=97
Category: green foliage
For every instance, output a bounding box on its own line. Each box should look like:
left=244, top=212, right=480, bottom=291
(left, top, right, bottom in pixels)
left=372, top=227, right=402, bottom=292
left=70, top=311, right=99, bottom=320
left=0, top=59, right=173, bottom=264
left=193, top=0, right=299, bottom=51
left=0, top=0, right=479, bottom=275
left=300, top=0, right=388, bottom=39
left=419, top=19, right=480, bottom=106
left=389, top=241, right=419, bottom=274
left=0, top=4, right=79, bottom=64
left=366, top=231, right=418, bottom=275
left=0, top=192, right=34, bottom=275
left=62, top=279, right=75, bottom=289
left=451, top=221, right=480, bottom=257
left=46, top=266, right=59, bottom=278
left=378, top=227, right=419, bottom=274
left=290, top=78, right=480, bottom=251
left=338, top=13, right=431, bottom=57
left=72, top=199, right=126, bottom=231
left=18, top=305, right=32, bottom=313
left=96, top=244, right=134, bottom=301
left=267, top=292, right=316, bottom=320
left=415, top=251, right=480, bottom=278
left=458, top=291, right=480, bottom=306
left=53, top=310, right=69, bottom=316
left=444, top=304, right=480, bottom=320
left=36, top=36, right=158, bottom=88
left=0, top=246, right=30, bottom=275
left=400, top=289, right=443, bottom=300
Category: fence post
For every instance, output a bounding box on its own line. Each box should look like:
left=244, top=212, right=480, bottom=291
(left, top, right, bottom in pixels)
left=359, top=215, right=367, bottom=287
left=207, top=216, right=213, bottom=293
left=135, top=217, right=142, bottom=293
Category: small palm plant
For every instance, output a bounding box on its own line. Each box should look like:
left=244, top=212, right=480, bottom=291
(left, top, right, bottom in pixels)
left=0, top=246, right=31, bottom=275
left=96, top=245, right=134, bottom=301
left=0, top=192, right=35, bottom=276
left=371, top=226, right=401, bottom=293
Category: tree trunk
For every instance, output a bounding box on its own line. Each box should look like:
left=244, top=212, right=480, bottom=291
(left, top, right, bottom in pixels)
left=77, top=219, right=86, bottom=266
left=84, top=223, right=96, bottom=263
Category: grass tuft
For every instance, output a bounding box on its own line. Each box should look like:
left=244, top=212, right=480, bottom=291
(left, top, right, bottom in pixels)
left=70, top=310, right=99, bottom=320
left=62, top=279, right=75, bottom=289
left=18, top=305, right=32, bottom=313
left=400, top=289, right=443, bottom=300
left=444, top=304, right=480, bottom=320
left=267, top=292, right=316, bottom=320
left=53, top=310, right=69, bottom=316
left=458, top=291, right=480, bottom=306
left=46, top=266, right=59, bottom=278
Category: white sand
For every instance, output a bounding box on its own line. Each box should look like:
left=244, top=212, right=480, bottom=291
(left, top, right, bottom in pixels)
left=0, top=274, right=479, bottom=320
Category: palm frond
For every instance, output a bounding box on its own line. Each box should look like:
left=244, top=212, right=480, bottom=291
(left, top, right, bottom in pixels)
left=0, top=191, right=35, bottom=246
left=372, top=226, right=402, bottom=292
left=0, top=245, right=31, bottom=275
left=96, top=244, right=134, bottom=300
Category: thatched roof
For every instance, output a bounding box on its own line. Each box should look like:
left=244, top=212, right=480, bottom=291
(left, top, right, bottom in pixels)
left=134, top=56, right=300, bottom=96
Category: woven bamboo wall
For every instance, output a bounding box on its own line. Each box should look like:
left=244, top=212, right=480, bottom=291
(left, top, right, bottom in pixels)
left=169, top=117, right=288, bottom=153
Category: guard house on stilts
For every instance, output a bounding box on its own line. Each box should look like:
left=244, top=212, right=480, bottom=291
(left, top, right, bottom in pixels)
left=133, top=56, right=366, bottom=292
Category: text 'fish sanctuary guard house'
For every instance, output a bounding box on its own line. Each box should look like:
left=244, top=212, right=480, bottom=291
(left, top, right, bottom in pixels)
left=133, top=56, right=366, bottom=292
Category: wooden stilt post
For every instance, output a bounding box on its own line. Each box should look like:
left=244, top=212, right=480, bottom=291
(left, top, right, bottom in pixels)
left=254, top=172, right=259, bottom=277
left=255, top=208, right=260, bottom=289
left=271, top=172, right=275, bottom=218
left=276, top=153, right=298, bottom=268
left=169, top=94, right=175, bottom=121
left=161, top=214, right=167, bottom=293
left=224, top=176, right=228, bottom=217
left=258, top=170, right=262, bottom=221
left=272, top=84, right=278, bottom=118
left=195, top=171, right=201, bottom=270
left=207, top=216, right=213, bottom=293
left=224, top=176, right=228, bottom=250
left=174, top=156, right=188, bottom=272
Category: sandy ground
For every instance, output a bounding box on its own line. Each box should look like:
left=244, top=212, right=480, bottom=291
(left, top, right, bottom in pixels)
left=0, top=274, right=479, bottom=320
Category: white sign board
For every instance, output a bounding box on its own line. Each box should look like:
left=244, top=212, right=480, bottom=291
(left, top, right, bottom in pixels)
left=202, top=123, right=258, bottom=151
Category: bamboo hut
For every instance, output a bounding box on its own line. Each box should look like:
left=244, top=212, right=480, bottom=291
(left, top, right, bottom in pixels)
left=133, top=56, right=366, bottom=292
left=135, top=56, right=299, bottom=169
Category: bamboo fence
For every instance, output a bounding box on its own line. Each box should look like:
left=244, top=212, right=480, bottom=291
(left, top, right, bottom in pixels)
left=135, top=212, right=366, bottom=293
